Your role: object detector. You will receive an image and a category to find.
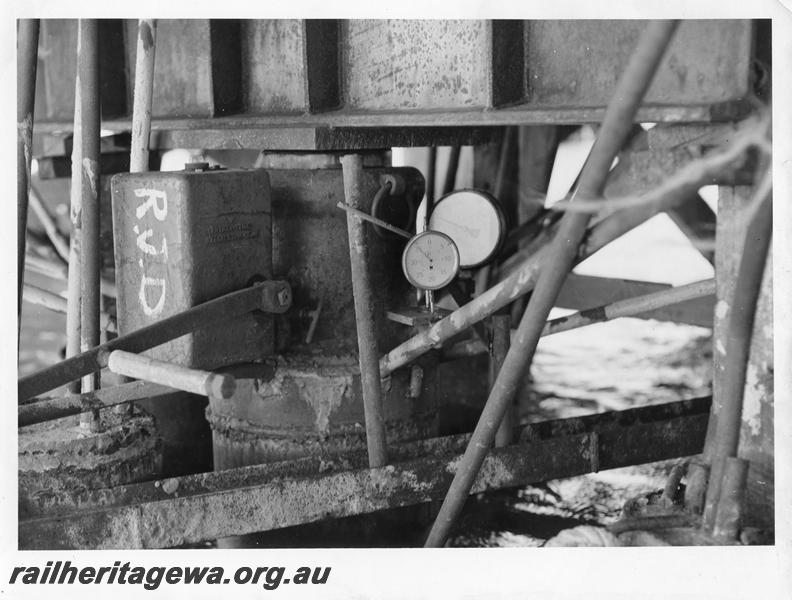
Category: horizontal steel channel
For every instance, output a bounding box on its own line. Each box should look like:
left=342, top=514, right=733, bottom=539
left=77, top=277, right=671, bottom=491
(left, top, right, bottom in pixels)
left=18, top=281, right=291, bottom=401
left=19, top=397, right=710, bottom=549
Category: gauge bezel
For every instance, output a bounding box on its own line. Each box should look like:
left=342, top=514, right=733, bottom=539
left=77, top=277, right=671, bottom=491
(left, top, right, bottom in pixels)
left=428, top=189, right=506, bottom=269
left=401, top=230, right=461, bottom=291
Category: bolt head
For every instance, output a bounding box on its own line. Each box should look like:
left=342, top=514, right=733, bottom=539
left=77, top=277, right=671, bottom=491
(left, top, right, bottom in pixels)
left=276, top=288, right=291, bottom=307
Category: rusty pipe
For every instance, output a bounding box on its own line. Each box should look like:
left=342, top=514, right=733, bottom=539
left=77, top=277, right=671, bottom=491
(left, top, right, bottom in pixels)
left=425, top=20, right=680, bottom=547
left=341, top=155, right=389, bottom=468
left=17, top=19, right=40, bottom=333
left=701, top=179, right=772, bottom=529
left=107, top=350, right=236, bottom=399
left=130, top=20, right=157, bottom=173
left=18, top=280, right=291, bottom=402
left=712, top=457, right=749, bottom=541
left=77, top=19, right=102, bottom=394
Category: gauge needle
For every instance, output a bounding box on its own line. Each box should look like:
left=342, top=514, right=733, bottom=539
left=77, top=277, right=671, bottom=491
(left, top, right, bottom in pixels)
left=433, top=216, right=480, bottom=239
left=417, top=246, right=432, bottom=261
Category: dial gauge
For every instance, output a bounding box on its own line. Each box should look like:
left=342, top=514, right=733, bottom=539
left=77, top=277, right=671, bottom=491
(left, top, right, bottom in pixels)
left=428, top=190, right=506, bottom=269
left=401, top=230, right=460, bottom=291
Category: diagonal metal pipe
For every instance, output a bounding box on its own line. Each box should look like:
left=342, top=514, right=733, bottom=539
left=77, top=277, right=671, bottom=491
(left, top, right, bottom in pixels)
left=425, top=20, right=681, bottom=547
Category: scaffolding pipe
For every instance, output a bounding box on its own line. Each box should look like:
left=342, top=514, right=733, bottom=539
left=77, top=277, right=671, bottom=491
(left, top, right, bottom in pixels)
left=130, top=20, right=157, bottom=173
left=701, top=179, right=772, bottom=530
left=78, top=19, right=102, bottom=395
left=22, top=283, right=115, bottom=331
left=17, top=19, right=40, bottom=332
left=712, top=457, right=749, bottom=541
left=341, top=155, right=389, bottom=468
left=443, top=278, right=715, bottom=359
left=107, top=350, right=236, bottom=399
left=18, top=281, right=291, bottom=401
left=65, top=28, right=84, bottom=393
left=29, top=185, right=70, bottom=262
left=25, top=254, right=117, bottom=297
left=491, top=314, right=513, bottom=447
left=425, top=20, right=680, bottom=547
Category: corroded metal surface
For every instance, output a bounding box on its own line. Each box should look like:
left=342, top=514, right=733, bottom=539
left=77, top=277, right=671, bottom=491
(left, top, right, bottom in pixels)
left=19, top=397, right=710, bottom=549
left=19, top=404, right=162, bottom=520
left=241, top=20, right=308, bottom=114
left=207, top=355, right=438, bottom=467
left=342, top=20, right=493, bottom=111
left=524, top=20, right=752, bottom=107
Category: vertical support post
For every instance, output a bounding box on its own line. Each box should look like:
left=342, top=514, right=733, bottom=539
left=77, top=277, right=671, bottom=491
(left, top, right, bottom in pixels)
left=712, top=457, right=749, bottom=541
left=341, top=155, right=388, bottom=468
left=78, top=20, right=101, bottom=396
left=66, top=27, right=84, bottom=394
left=130, top=19, right=157, bottom=173
left=424, top=20, right=679, bottom=547
left=17, top=19, right=40, bottom=338
left=491, top=314, right=513, bottom=447
left=701, top=178, right=772, bottom=529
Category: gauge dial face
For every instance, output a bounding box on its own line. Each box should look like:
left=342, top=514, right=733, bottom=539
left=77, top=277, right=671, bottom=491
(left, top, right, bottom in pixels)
left=428, top=190, right=506, bottom=268
left=401, top=231, right=460, bottom=291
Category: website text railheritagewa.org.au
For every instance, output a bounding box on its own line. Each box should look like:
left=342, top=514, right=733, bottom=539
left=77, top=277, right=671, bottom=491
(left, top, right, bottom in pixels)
left=9, top=560, right=331, bottom=591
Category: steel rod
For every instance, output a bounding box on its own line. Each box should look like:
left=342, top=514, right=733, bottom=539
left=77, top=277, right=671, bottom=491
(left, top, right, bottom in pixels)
left=130, top=20, right=157, bottom=173
left=702, top=178, right=772, bottom=529
left=78, top=19, right=102, bottom=394
left=543, top=278, right=715, bottom=336
left=341, top=154, right=389, bottom=468
left=425, top=146, right=437, bottom=213
left=65, top=25, right=84, bottom=393
left=425, top=20, right=680, bottom=547
left=25, top=254, right=117, bottom=297
left=491, top=314, right=513, bottom=447
left=107, top=350, right=236, bottom=399
left=443, top=279, right=715, bottom=359
left=335, top=201, right=411, bottom=239
left=17, top=19, right=40, bottom=331
left=442, top=145, right=461, bottom=196
left=18, top=280, right=290, bottom=401
left=22, top=284, right=116, bottom=332
left=29, top=185, right=70, bottom=262
left=23, top=284, right=67, bottom=313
